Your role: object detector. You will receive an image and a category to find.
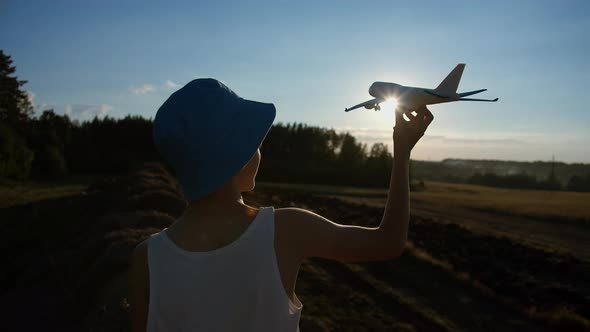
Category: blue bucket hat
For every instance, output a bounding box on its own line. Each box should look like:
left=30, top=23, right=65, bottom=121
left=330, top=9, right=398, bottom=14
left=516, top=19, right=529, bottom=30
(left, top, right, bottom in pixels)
left=153, top=78, right=276, bottom=201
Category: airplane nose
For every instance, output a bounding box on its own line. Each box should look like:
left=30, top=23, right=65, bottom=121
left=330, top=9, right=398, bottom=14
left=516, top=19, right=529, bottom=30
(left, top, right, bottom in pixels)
left=369, top=83, right=379, bottom=97
left=370, top=82, right=398, bottom=98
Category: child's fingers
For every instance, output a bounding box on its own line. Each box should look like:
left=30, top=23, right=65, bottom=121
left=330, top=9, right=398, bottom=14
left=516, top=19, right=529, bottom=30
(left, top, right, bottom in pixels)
left=404, top=110, right=417, bottom=121
left=412, top=106, right=433, bottom=127
left=414, top=105, right=429, bottom=115
left=395, top=108, right=405, bottom=125
left=425, top=113, right=434, bottom=126
left=421, top=108, right=434, bottom=127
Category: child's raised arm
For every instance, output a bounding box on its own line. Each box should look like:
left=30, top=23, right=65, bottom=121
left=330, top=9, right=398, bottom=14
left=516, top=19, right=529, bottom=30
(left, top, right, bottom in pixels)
left=275, top=106, right=434, bottom=263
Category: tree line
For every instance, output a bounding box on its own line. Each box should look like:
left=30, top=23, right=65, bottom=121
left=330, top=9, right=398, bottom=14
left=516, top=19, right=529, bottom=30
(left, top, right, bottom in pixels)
left=2, top=49, right=589, bottom=192
left=1, top=106, right=394, bottom=188
left=466, top=172, right=561, bottom=191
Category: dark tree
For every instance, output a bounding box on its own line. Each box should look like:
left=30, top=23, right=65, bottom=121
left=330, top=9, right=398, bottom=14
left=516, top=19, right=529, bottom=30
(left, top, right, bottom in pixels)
left=567, top=174, right=590, bottom=192
left=0, top=50, right=33, bottom=131
left=0, top=51, right=35, bottom=179
left=365, top=143, right=392, bottom=186
left=27, top=110, right=73, bottom=178
left=537, top=168, right=561, bottom=190
left=0, top=122, right=34, bottom=179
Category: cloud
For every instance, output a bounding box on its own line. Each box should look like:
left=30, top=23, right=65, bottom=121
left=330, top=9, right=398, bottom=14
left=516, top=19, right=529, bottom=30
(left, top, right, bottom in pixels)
left=128, top=84, right=156, bottom=95
left=337, top=127, right=392, bottom=144
left=164, top=80, right=179, bottom=89
left=337, top=127, right=528, bottom=145
left=128, top=80, right=180, bottom=95
left=25, top=91, right=57, bottom=114
left=64, top=104, right=113, bottom=121
left=334, top=127, right=589, bottom=162
left=25, top=90, right=35, bottom=106
left=421, top=135, right=526, bottom=145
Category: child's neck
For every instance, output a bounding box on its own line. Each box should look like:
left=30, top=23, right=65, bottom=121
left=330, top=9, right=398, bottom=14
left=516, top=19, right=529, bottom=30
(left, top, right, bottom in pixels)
left=176, top=181, right=256, bottom=227
left=188, top=181, right=243, bottom=209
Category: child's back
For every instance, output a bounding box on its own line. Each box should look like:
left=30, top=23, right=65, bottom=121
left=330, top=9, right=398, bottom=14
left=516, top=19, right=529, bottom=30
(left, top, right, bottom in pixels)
left=145, top=206, right=302, bottom=331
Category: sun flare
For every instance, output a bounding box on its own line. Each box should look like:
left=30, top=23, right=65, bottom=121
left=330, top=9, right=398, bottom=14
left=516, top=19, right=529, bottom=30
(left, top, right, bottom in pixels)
left=381, top=97, right=398, bottom=111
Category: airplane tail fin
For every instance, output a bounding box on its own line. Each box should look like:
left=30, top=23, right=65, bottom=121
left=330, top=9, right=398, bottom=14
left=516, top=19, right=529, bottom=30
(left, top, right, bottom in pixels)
left=435, top=63, right=465, bottom=95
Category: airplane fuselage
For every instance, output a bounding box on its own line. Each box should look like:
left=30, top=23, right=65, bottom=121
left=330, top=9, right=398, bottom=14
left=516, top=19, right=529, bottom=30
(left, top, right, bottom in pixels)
left=369, top=82, right=458, bottom=110
left=343, top=64, right=497, bottom=113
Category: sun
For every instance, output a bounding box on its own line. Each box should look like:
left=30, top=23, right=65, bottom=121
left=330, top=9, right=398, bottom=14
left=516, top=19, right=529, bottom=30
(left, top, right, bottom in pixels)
left=381, top=97, right=398, bottom=111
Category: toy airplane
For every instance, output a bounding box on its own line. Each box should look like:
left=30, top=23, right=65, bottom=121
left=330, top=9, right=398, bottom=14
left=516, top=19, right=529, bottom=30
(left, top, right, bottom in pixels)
left=344, top=64, right=498, bottom=112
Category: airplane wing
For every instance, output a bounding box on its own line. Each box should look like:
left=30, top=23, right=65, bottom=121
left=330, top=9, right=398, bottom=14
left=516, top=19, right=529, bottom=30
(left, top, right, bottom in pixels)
left=344, top=98, right=383, bottom=112
left=458, top=89, right=487, bottom=97
left=459, top=97, right=499, bottom=102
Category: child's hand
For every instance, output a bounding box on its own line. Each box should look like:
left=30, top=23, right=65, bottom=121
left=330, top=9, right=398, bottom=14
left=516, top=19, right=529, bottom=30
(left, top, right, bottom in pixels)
left=393, top=105, right=434, bottom=156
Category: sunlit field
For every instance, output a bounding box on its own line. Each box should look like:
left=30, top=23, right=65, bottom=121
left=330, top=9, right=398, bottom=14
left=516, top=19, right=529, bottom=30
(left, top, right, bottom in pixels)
left=259, top=181, right=590, bottom=224
left=413, top=182, right=590, bottom=222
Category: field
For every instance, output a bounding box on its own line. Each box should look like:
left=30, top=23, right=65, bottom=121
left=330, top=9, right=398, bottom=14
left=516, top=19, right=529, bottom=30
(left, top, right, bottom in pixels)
left=259, top=181, right=590, bottom=261
left=1, top=166, right=589, bottom=331
left=258, top=180, right=590, bottom=224
left=251, top=182, right=590, bottom=331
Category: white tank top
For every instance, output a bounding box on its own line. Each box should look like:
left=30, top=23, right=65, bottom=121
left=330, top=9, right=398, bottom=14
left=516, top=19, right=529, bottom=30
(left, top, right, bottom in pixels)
left=146, top=206, right=303, bottom=332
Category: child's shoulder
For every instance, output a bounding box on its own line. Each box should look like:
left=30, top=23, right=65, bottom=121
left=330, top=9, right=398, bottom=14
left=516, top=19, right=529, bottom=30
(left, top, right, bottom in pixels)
left=273, top=207, right=325, bottom=234
left=274, top=207, right=321, bottom=221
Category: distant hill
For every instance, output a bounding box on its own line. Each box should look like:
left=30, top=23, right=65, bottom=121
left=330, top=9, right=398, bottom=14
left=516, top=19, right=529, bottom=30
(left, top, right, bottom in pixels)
left=411, top=158, right=590, bottom=186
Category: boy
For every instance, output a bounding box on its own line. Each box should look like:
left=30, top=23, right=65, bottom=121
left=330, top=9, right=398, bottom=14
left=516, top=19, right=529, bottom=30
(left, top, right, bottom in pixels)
left=128, top=78, right=433, bottom=331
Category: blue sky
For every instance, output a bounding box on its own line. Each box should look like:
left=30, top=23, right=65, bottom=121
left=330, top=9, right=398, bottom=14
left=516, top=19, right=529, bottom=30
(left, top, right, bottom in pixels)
left=1, top=0, right=589, bottom=162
